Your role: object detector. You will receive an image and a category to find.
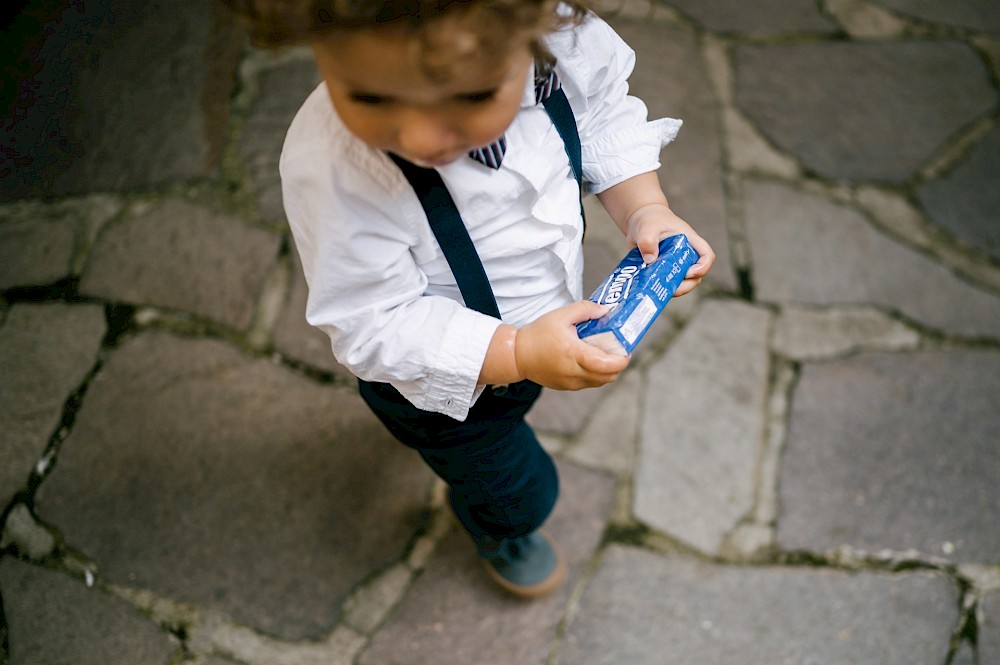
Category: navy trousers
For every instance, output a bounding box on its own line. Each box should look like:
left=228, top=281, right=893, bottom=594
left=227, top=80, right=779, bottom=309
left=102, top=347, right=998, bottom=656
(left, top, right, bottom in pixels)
left=359, top=379, right=558, bottom=541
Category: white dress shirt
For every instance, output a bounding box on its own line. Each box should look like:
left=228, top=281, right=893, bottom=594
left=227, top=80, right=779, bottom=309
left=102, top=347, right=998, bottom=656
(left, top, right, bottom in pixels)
left=280, top=13, right=682, bottom=420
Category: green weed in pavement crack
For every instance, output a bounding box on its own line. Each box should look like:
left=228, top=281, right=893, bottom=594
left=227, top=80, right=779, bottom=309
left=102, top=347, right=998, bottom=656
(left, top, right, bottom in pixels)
left=23, top=361, right=103, bottom=506
left=737, top=267, right=754, bottom=301
left=102, top=303, right=135, bottom=347
left=602, top=523, right=651, bottom=547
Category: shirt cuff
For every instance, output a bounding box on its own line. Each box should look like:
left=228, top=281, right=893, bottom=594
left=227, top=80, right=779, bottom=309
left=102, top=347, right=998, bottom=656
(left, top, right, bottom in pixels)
left=394, top=310, right=503, bottom=422
left=583, top=117, right=683, bottom=194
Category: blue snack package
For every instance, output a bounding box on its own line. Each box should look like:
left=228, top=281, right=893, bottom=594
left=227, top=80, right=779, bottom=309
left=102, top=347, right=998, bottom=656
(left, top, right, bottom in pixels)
left=576, top=234, right=698, bottom=355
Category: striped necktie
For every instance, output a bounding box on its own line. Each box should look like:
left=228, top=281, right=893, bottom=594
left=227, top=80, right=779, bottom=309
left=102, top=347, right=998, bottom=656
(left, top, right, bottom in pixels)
left=468, top=68, right=562, bottom=170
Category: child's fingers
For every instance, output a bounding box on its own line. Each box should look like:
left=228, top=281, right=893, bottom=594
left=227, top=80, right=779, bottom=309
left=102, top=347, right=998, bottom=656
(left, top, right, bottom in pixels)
left=636, top=228, right=664, bottom=264
left=673, top=276, right=702, bottom=297
left=577, top=344, right=630, bottom=376
left=686, top=233, right=716, bottom=277
left=564, top=300, right=613, bottom=325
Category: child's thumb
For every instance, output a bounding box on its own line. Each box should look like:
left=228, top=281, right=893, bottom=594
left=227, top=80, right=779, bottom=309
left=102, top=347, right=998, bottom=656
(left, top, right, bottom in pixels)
left=638, top=235, right=661, bottom=265
left=571, top=300, right=613, bottom=324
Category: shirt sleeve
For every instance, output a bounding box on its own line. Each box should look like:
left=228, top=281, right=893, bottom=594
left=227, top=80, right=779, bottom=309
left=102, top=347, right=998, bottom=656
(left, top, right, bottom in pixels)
left=555, top=14, right=683, bottom=194
left=280, top=102, right=502, bottom=421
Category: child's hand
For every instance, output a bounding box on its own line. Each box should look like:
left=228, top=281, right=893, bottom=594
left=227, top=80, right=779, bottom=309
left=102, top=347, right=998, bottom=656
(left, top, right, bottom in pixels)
left=514, top=301, right=630, bottom=390
left=625, top=203, right=715, bottom=298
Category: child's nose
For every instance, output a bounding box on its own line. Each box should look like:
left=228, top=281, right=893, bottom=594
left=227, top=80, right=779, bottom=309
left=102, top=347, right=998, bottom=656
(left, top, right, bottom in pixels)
left=396, top=111, right=459, bottom=159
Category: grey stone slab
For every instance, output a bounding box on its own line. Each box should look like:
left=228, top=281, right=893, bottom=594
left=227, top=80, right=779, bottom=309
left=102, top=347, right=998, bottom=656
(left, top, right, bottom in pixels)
left=663, top=0, right=836, bottom=35
left=722, top=105, right=802, bottom=178
left=982, top=590, right=1000, bottom=665
left=79, top=199, right=281, bottom=330
left=853, top=185, right=1000, bottom=295
left=0, top=196, right=123, bottom=290
left=341, top=563, right=412, bottom=634
left=609, top=17, right=736, bottom=290
left=635, top=299, right=771, bottom=554
left=744, top=179, right=1000, bottom=339
left=272, top=244, right=353, bottom=378
left=1, top=0, right=242, bottom=200
left=559, top=545, right=959, bottom=665
left=2, top=503, right=58, bottom=560
left=0, top=557, right=176, bottom=665
left=0, top=215, right=75, bottom=290
left=0, top=304, right=105, bottom=507
left=950, top=641, right=976, bottom=665
left=873, top=0, right=1000, bottom=33
left=527, top=382, right=614, bottom=435
left=187, top=620, right=365, bottom=665
left=825, top=0, right=911, bottom=39
left=778, top=350, right=1000, bottom=563
left=771, top=305, right=920, bottom=361
left=735, top=41, right=997, bottom=182
left=240, top=57, right=322, bottom=222
left=565, top=368, right=641, bottom=476
left=358, top=460, right=615, bottom=665
left=918, top=125, right=1000, bottom=262
left=36, top=332, right=433, bottom=640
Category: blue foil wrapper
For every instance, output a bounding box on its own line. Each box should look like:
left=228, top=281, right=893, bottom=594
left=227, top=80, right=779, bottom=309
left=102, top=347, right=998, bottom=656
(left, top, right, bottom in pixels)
left=576, top=234, right=698, bottom=355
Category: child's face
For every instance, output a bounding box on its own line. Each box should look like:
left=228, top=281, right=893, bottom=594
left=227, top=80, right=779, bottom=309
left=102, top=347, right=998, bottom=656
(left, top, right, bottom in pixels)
left=312, top=27, right=533, bottom=168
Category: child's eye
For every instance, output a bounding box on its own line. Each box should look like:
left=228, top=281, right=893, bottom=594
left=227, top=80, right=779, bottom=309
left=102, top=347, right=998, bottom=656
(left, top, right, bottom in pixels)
left=457, top=90, right=497, bottom=104
left=350, top=93, right=391, bottom=105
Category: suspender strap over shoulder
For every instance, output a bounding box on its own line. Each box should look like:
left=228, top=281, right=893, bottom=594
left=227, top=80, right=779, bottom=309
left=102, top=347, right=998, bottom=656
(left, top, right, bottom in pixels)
left=389, top=84, right=584, bottom=321
left=542, top=87, right=583, bottom=191
left=388, top=153, right=503, bottom=319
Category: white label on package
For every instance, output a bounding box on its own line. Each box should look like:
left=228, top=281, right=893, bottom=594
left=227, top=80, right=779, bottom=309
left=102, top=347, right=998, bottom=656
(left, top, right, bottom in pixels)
left=620, top=295, right=658, bottom=345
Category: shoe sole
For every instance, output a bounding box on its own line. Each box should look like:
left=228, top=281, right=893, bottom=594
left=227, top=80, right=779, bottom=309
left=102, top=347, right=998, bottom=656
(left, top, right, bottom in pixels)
left=482, top=531, right=568, bottom=599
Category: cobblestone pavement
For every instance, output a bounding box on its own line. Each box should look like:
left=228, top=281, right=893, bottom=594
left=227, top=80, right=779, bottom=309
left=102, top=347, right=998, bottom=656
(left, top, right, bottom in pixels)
left=2, top=1, right=999, bottom=663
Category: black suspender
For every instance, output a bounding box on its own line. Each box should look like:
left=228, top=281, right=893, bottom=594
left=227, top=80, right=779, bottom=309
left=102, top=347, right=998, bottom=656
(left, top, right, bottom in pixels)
left=389, top=152, right=504, bottom=319
left=390, top=86, right=583, bottom=320
left=542, top=87, right=584, bottom=217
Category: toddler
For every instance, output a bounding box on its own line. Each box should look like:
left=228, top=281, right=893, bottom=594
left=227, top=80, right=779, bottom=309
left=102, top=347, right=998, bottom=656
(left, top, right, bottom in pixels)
left=225, top=0, right=715, bottom=598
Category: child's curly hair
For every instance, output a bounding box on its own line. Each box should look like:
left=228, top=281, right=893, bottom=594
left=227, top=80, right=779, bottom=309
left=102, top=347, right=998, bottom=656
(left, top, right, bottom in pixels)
left=222, top=0, right=590, bottom=77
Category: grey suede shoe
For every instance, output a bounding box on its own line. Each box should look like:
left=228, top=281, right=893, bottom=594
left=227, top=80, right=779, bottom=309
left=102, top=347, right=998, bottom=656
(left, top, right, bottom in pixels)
left=478, top=530, right=567, bottom=598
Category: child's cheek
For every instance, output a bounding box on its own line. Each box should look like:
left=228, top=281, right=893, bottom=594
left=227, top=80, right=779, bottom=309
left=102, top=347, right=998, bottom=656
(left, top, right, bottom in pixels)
left=341, top=109, right=394, bottom=151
